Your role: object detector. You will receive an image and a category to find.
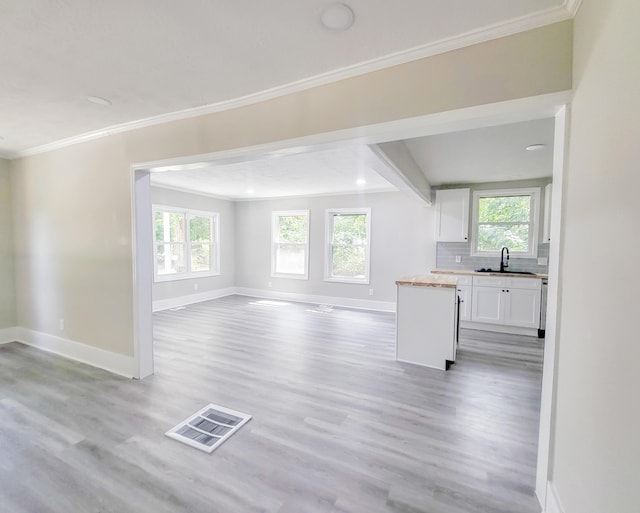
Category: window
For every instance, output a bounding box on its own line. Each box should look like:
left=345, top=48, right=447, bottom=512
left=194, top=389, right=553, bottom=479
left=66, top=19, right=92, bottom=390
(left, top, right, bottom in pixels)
left=154, top=206, right=220, bottom=281
left=271, top=210, right=309, bottom=279
left=471, top=188, right=540, bottom=257
left=325, top=208, right=371, bottom=284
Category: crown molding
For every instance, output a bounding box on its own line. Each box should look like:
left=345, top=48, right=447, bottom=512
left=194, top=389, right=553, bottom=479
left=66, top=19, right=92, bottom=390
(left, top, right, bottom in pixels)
left=564, top=0, right=583, bottom=16
left=15, top=5, right=572, bottom=160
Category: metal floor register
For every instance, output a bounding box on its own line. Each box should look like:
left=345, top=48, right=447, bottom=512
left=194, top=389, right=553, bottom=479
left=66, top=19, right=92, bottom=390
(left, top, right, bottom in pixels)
left=165, top=403, right=252, bottom=453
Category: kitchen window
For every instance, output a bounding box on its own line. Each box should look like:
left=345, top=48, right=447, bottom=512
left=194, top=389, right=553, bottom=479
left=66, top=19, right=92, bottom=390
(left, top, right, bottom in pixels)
left=325, top=208, right=371, bottom=284
left=271, top=210, right=310, bottom=279
left=471, top=188, right=540, bottom=258
left=154, top=206, right=220, bottom=281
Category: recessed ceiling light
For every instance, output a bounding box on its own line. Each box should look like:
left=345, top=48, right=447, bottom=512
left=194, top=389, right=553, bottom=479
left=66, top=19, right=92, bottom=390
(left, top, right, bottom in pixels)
left=525, top=144, right=546, bottom=151
left=356, top=178, right=366, bottom=185
left=87, top=96, right=112, bottom=106
left=246, top=189, right=255, bottom=194
left=320, top=3, right=355, bottom=32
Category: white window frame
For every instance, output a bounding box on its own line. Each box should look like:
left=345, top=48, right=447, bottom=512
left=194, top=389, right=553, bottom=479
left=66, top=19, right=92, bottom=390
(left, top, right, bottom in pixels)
left=325, top=208, right=371, bottom=284
left=271, top=210, right=310, bottom=280
left=153, top=205, right=220, bottom=282
left=471, top=187, right=540, bottom=258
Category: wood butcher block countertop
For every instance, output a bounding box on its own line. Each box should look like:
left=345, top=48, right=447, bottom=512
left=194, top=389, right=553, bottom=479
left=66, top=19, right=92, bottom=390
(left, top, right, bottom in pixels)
left=395, top=274, right=458, bottom=288
left=431, top=269, right=548, bottom=279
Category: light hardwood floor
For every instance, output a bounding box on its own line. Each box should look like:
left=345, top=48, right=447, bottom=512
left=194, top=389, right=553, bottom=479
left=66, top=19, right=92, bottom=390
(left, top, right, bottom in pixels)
left=0, top=295, right=544, bottom=512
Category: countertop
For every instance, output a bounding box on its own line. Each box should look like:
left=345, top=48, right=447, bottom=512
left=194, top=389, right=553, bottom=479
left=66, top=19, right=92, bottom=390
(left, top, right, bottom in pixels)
left=396, top=274, right=458, bottom=288
left=432, top=269, right=548, bottom=279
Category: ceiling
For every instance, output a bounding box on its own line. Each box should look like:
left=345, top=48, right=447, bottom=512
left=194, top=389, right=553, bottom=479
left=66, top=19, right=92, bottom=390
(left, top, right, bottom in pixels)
left=404, top=118, right=555, bottom=185
left=151, top=146, right=397, bottom=200
left=150, top=117, right=554, bottom=199
left=0, top=0, right=571, bottom=157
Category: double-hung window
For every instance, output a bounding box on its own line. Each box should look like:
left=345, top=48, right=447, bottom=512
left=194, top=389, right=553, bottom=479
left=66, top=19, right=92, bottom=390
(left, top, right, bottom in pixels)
left=154, top=206, right=220, bottom=281
left=271, top=210, right=310, bottom=279
left=471, top=188, right=540, bottom=258
left=325, top=208, right=371, bottom=284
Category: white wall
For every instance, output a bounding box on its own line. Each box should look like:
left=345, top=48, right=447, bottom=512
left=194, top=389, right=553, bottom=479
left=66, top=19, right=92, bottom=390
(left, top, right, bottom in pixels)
left=151, top=187, right=235, bottom=304
left=8, top=22, right=571, bottom=357
left=235, top=192, right=435, bottom=304
left=550, top=1, right=640, bottom=512
left=0, top=159, right=16, bottom=329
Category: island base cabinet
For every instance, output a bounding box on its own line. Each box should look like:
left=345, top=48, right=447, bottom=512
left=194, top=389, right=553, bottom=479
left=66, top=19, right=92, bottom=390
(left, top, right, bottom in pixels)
left=396, top=285, right=457, bottom=371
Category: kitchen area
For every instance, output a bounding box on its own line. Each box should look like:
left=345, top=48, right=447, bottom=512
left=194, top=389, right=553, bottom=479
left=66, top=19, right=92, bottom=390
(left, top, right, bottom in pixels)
left=396, top=183, right=551, bottom=371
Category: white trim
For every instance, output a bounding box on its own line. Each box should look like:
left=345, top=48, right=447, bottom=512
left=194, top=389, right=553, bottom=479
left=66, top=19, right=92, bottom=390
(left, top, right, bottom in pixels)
left=13, top=7, right=571, bottom=160
left=271, top=210, right=310, bottom=280
left=470, top=187, right=541, bottom=258
left=544, top=481, right=565, bottom=513
left=536, top=105, right=570, bottom=507
left=132, top=168, right=154, bottom=379
left=153, top=287, right=236, bottom=312
left=234, top=287, right=395, bottom=313
left=133, top=92, right=573, bottom=177
left=13, top=327, right=136, bottom=378
left=0, top=327, right=18, bottom=344
left=151, top=183, right=234, bottom=202
left=460, top=322, right=539, bottom=338
left=325, top=207, right=372, bottom=284
left=152, top=205, right=220, bottom=281
left=564, top=0, right=583, bottom=17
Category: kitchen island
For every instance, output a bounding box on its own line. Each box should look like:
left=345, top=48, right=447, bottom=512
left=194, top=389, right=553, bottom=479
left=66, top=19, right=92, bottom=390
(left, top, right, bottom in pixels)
left=395, top=274, right=458, bottom=371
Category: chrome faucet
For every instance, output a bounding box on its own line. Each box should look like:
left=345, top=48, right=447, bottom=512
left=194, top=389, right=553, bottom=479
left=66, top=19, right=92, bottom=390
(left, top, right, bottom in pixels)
left=500, top=247, right=510, bottom=272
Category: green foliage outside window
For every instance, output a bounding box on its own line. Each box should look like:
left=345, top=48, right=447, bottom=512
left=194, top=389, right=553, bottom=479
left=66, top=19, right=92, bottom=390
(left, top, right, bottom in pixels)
left=277, top=215, right=307, bottom=243
left=331, top=214, right=367, bottom=278
left=477, top=195, right=531, bottom=252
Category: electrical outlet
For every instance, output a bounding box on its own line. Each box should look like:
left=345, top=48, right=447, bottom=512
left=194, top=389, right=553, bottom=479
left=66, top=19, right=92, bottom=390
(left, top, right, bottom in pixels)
left=369, top=288, right=374, bottom=296
left=59, top=318, right=64, bottom=331
left=538, top=257, right=548, bottom=266
left=194, top=283, right=199, bottom=291
left=268, top=281, right=272, bottom=288
left=455, top=255, right=462, bottom=263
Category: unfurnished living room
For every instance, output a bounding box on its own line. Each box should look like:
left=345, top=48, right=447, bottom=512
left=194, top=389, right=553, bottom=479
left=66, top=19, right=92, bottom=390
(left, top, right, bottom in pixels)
left=0, top=2, right=638, bottom=513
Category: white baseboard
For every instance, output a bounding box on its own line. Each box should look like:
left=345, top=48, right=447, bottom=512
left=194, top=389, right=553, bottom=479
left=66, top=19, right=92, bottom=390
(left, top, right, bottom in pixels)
left=13, top=327, right=136, bottom=379
left=0, top=327, right=18, bottom=344
left=234, top=287, right=396, bottom=312
left=153, top=287, right=236, bottom=312
left=544, top=481, right=565, bottom=513
left=460, top=321, right=539, bottom=337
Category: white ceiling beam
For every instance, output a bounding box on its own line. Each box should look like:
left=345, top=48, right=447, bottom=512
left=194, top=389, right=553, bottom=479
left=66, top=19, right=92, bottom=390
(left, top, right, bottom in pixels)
left=366, top=142, right=432, bottom=206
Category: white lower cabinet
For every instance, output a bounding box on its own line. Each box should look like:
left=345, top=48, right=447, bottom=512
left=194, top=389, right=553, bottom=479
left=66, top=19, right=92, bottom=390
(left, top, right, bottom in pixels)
left=471, top=276, right=542, bottom=329
left=471, top=286, right=503, bottom=323
left=505, top=287, right=542, bottom=328
left=455, top=275, right=473, bottom=322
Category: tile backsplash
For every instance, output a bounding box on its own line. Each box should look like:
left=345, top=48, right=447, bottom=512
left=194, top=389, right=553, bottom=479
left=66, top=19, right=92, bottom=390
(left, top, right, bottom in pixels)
left=436, top=242, right=550, bottom=274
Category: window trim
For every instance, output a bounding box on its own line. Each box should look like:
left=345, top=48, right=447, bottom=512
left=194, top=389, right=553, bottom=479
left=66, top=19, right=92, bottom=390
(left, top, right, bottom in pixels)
left=470, top=187, right=540, bottom=258
left=325, top=207, right=371, bottom=284
left=271, top=209, right=310, bottom=280
left=153, top=205, right=220, bottom=283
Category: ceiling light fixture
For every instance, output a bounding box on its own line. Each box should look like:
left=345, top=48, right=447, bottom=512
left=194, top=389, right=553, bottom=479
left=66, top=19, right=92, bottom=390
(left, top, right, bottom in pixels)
left=246, top=189, right=255, bottom=194
left=525, top=144, right=546, bottom=151
left=87, top=96, right=112, bottom=106
left=320, top=3, right=355, bottom=32
left=356, top=178, right=366, bottom=185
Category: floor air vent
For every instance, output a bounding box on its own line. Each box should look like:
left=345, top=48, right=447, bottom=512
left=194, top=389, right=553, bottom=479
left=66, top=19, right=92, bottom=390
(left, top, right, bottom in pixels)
left=165, top=404, right=251, bottom=453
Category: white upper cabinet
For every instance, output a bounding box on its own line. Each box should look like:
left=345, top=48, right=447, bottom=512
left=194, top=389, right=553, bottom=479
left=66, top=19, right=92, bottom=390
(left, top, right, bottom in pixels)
left=435, top=188, right=470, bottom=242
left=543, top=183, right=552, bottom=243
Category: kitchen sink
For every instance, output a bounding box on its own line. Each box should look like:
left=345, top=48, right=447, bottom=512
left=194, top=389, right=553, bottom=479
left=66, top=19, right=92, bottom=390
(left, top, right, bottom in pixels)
left=475, top=268, right=537, bottom=275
